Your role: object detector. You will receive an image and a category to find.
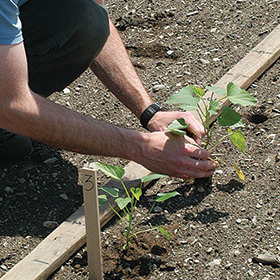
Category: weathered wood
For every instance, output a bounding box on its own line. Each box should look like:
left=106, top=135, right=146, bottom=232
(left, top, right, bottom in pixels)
left=2, top=24, right=280, bottom=280
left=82, top=167, right=103, bottom=280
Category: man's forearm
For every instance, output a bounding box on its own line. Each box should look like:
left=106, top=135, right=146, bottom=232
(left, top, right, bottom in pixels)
left=90, top=20, right=153, bottom=118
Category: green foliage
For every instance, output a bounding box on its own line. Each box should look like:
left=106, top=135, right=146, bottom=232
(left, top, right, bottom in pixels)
left=165, top=82, right=256, bottom=181
left=92, top=162, right=124, bottom=180
left=167, top=118, right=190, bottom=136
left=95, top=163, right=179, bottom=251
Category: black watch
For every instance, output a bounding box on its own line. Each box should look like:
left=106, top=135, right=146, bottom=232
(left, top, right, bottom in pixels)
left=140, top=102, right=166, bottom=130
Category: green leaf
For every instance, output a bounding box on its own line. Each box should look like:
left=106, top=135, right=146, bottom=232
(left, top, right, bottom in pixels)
left=209, top=100, right=221, bottom=115
left=232, top=163, right=246, bottom=182
left=226, top=82, right=257, bottom=106
left=230, top=119, right=245, bottom=129
left=98, top=194, right=108, bottom=205
left=141, top=173, right=169, bottom=183
left=167, top=118, right=190, bottom=136
left=100, top=187, right=119, bottom=198
left=156, top=191, right=180, bottom=202
left=228, top=129, right=246, bottom=154
left=115, top=197, right=131, bottom=210
left=206, top=85, right=227, bottom=96
left=217, top=107, right=241, bottom=126
left=93, top=162, right=125, bottom=180
left=157, top=226, right=170, bottom=240
left=165, top=86, right=200, bottom=111
left=192, top=86, right=205, bottom=97
left=131, top=187, right=142, bottom=201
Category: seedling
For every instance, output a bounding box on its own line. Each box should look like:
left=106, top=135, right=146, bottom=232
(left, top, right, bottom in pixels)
left=166, top=82, right=257, bottom=181
left=93, top=162, right=179, bottom=251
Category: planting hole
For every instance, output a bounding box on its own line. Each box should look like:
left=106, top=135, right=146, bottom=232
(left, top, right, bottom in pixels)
left=248, top=113, right=268, bottom=124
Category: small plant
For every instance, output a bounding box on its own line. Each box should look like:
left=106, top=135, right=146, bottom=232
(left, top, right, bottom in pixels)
left=93, top=162, right=179, bottom=251
left=165, top=82, right=257, bottom=181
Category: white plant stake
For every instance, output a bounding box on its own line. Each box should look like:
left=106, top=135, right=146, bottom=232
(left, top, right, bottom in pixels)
left=81, top=166, right=103, bottom=280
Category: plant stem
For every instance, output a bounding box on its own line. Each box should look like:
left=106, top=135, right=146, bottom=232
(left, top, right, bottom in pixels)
left=120, top=179, right=131, bottom=199
left=128, top=227, right=159, bottom=239
left=209, top=132, right=234, bottom=152
left=108, top=202, right=125, bottom=233
left=131, top=201, right=156, bottom=232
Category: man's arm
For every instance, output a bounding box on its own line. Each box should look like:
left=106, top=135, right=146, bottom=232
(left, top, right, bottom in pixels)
left=90, top=19, right=205, bottom=141
left=0, top=43, right=216, bottom=178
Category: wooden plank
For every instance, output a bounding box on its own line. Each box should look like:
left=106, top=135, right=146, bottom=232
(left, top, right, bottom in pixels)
left=2, top=24, right=280, bottom=280
left=197, top=24, right=280, bottom=123
left=82, top=167, right=103, bottom=280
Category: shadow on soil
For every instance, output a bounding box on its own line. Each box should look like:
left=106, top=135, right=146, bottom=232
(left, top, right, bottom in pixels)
left=0, top=142, right=81, bottom=238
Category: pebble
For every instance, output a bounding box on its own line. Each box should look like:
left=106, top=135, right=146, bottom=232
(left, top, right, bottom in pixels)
left=43, top=221, right=59, bottom=229
left=199, top=58, right=210, bottom=65
left=215, top=170, right=223, bottom=175
left=4, top=186, right=13, bottom=194
left=206, top=247, right=213, bottom=254
left=236, top=218, right=242, bottom=224
left=153, top=206, right=163, bottom=213
left=253, top=252, right=280, bottom=267
left=197, top=186, right=205, bottom=193
left=152, top=84, right=165, bottom=92
left=248, top=269, right=254, bottom=277
left=59, top=194, right=68, bottom=200
left=44, top=157, right=58, bottom=164
left=63, top=87, right=70, bottom=94
left=0, top=264, right=7, bottom=270
left=207, top=259, right=221, bottom=267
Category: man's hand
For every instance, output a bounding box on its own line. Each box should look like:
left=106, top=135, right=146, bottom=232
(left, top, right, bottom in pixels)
left=134, top=131, right=217, bottom=179
left=147, top=110, right=205, bottom=145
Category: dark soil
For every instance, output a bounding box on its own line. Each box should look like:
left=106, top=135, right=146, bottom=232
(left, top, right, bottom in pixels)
left=1, top=0, right=280, bottom=279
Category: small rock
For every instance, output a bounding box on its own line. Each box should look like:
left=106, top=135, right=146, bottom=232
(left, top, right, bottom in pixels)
left=4, top=186, right=13, bottom=194
left=207, top=259, right=221, bottom=267
left=59, top=194, right=68, bottom=200
left=215, top=170, right=223, bottom=175
left=206, top=247, right=213, bottom=254
left=197, top=186, right=205, bottom=193
left=199, top=58, right=210, bottom=65
left=44, top=157, right=58, bottom=164
left=0, top=264, right=7, bottom=270
left=43, top=221, right=59, bottom=229
left=153, top=206, right=163, bottom=213
left=213, top=58, right=220, bottom=62
left=166, top=50, right=174, bottom=56
left=152, top=84, right=165, bottom=92
left=236, top=218, right=242, bottom=224
left=253, top=252, right=280, bottom=267
left=63, top=87, right=70, bottom=94
left=248, top=269, right=254, bottom=277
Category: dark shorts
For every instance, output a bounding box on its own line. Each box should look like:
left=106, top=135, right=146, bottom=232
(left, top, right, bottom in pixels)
left=19, top=0, right=110, bottom=97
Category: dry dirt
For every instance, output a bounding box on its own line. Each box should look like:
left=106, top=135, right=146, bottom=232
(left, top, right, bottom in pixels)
left=1, top=0, right=280, bottom=279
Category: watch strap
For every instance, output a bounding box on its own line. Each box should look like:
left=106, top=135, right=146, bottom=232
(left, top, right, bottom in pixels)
left=140, top=102, right=165, bottom=130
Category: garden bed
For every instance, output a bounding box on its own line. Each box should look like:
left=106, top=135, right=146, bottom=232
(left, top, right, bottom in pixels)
left=0, top=0, right=280, bottom=279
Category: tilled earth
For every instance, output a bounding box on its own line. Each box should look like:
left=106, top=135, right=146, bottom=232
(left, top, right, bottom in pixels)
left=0, top=0, right=280, bottom=279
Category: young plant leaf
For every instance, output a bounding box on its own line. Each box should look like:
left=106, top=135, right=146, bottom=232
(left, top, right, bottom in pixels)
left=206, top=85, right=227, bottom=96
left=167, top=118, right=190, bottom=136
left=98, top=194, right=108, bottom=205
left=226, top=82, right=257, bottom=106
left=232, top=163, right=246, bottom=182
left=209, top=100, right=221, bottom=115
left=157, top=226, right=170, bottom=240
left=228, top=129, right=246, bottom=154
left=115, top=197, right=131, bottom=210
left=166, top=86, right=200, bottom=111
left=156, top=191, right=180, bottom=202
left=230, top=119, right=245, bottom=129
left=217, top=107, right=241, bottom=127
left=141, top=173, right=169, bottom=183
left=100, top=187, right=119, bottom=198
left=93, top=162, right=125, bottom=180
left=131, top=187, right=142, bottom=201
left=192, top=86, right=205, bottom=97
